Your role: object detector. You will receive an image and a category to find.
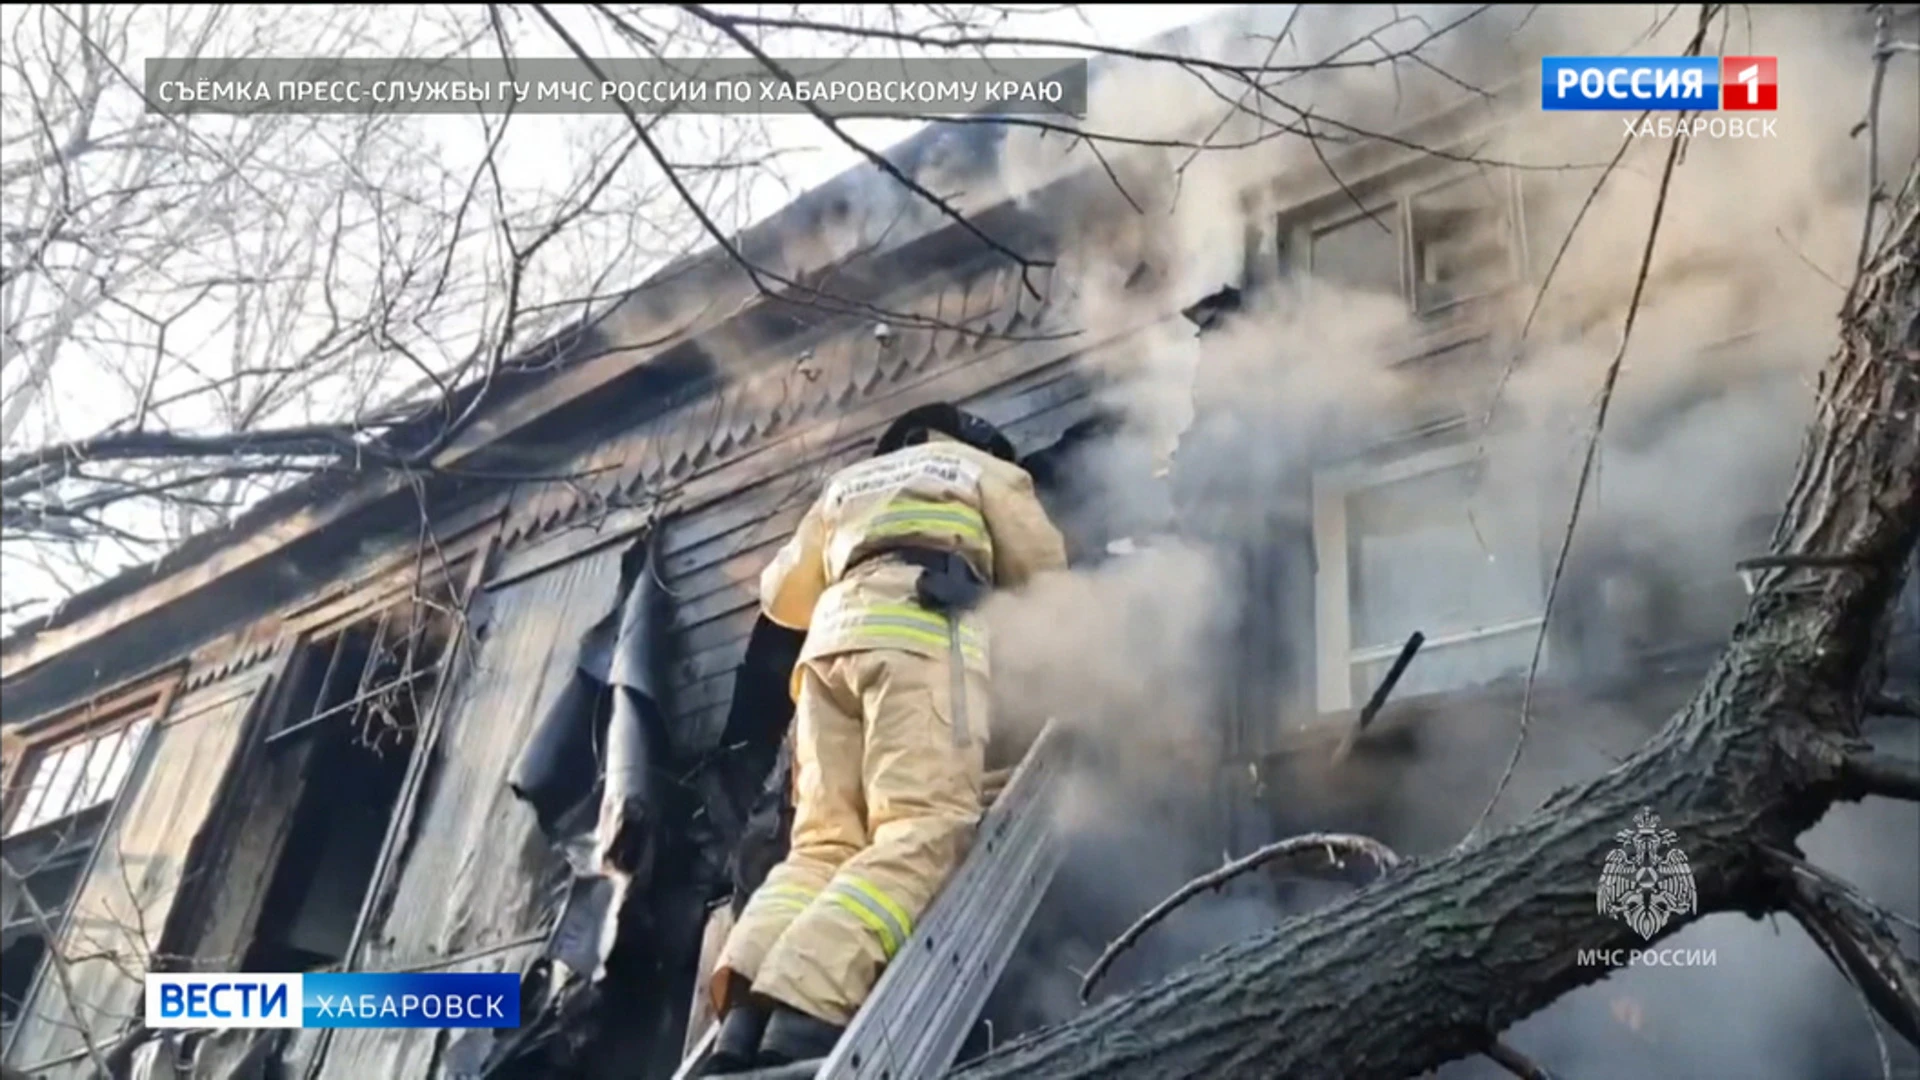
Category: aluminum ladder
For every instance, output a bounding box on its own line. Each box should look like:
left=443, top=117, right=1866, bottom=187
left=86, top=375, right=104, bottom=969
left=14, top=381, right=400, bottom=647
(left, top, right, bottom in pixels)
left=674, top=716, right=1073, bottom=1080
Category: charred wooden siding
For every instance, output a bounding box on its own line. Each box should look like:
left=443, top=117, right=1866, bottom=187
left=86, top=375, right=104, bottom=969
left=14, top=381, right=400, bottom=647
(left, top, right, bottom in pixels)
left=497, top=259, right=1054, bottom=551
left=303, top=545, right=628, bottom=1080
left=358, top=546, right=623, bottom=969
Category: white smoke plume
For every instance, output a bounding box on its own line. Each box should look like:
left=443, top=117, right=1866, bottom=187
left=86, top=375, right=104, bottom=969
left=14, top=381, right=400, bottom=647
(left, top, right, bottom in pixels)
left=972, top=4, right=1920, bottom=1076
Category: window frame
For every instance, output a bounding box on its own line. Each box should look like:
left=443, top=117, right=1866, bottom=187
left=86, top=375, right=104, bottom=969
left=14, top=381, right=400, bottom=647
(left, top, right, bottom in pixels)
left=262, top=583, right=460, bottom=750
left=163, top=539, right=491, bottom=980
left=1, top=673, right=180, bottom=839
left=1295, top=166, right=1524, bottom=318
left=1407, top=170, right=1524, bottom=317
left=0, top=669, right=181, bottom=1047
left=1312, top=437, right=1548, bottom=713
left=1305, top=199, right=1408, bottom=304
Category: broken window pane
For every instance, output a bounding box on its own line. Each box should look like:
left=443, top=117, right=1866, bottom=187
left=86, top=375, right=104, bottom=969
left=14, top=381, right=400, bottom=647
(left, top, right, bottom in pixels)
left=1311, top=207, right=1402, bottom=300
left=0, top=932, right=49, bottom=1029
left=1411, top=173, right=1512, bottom=314
left=1345, top=458, right=1546, bottom=700
left=23, top=851, right=87, bottom=913
left=235, top=597, right=455, bottom=972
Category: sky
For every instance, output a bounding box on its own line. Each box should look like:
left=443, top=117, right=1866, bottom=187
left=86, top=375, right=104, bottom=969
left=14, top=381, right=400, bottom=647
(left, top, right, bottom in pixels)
left=485, top=4, right=1243, bottom=263
left=732, top=5, right=1235, bottom=197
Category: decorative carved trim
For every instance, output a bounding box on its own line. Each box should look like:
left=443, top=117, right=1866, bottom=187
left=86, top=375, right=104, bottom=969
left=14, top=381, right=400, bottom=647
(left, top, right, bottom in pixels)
left=181, top=639, right=283, bottom=695
left=500, top=259, right=1061, bottom=550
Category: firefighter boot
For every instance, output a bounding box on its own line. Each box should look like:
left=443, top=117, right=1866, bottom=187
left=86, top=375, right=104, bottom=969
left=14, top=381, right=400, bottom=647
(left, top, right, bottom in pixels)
left=757, top=1004, right=847, bottom=1065
left=702, top=979, right=770, bottom=1075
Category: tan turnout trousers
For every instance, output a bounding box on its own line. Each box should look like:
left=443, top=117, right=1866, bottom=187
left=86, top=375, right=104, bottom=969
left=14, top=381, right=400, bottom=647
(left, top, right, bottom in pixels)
left=715, top=648, right=987, bottom=1025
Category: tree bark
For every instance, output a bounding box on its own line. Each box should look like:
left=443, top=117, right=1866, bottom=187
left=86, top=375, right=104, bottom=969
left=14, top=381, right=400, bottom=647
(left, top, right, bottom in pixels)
left=948, top=172, right=1920, bottom=1080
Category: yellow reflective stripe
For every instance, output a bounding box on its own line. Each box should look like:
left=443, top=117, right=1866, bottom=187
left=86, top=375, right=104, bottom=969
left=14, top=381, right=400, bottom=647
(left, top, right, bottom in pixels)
left=827, top=895, right=897, bottom=956
left=749, top=883, right=820, bottom=917
left=853, top=620, right=985, bottom=665
left=844, top=877, right=915, bottom=938
left=817, top=603, right=988, bottom=663
left=873, top=499, right=986, bottom=526
left=867, top=521, right=989, bottom=545
left=869, top=507, right=984, bottom=529
left=825, top=876, right=914, bottom=958
left=867, top=506, right=988, bottom=542
left=861, top=604, right=984, bottom=644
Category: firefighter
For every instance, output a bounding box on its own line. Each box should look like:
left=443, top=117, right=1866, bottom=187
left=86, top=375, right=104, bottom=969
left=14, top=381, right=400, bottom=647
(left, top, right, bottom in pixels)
left=704, top=403, right=1068, bottom=1071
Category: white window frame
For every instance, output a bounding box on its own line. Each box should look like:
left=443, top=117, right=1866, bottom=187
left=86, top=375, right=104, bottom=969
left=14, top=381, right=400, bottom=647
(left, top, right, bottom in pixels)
left=1312, top=438, right=1547, bottom=713
left=1298, top=166, right=1523, bottom=317
left=1305, top=199, right=1408, bottom=305
left=1407, top=170, right=1524, bottom=318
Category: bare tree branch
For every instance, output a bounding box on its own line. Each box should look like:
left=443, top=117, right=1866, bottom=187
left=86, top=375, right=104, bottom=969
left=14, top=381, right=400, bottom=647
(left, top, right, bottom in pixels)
left=1841, top=751, right=1920, bottom=801
left=1870, top=693, right=1920, bottom=720
left=1770, top=847, right=1920, bottom=1049
left=0, top=852, right=113, bottom=1079
left=1079, top=832, right=1403, bottom=1005
left=682, top=2, right=1052, bottom=298
left=1077, top=831, right=1558, bottom=1080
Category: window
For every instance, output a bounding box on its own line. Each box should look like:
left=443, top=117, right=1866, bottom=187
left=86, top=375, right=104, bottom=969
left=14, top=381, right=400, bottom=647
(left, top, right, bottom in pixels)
left=1314, top=442, right=1548, bottom=712
left=1310, top=205, right=1403, bottom=299
left=0, top=675, right=177, bottom=1038
left=4, top=681, right=171, bottom=838
left=264, top=594, right=454, bottom=748
left=1410, top=173, right=1514, bottom=314
left=1302, top=169, right=1516, bottom=317
left=3, top=718, right=151, bottom=837
left=239, top=589, right=457, bottom=972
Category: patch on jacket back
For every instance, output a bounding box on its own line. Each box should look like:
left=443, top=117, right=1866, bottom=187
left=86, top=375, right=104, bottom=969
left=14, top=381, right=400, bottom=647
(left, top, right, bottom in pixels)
left=825, top=448, right=983, bottom=508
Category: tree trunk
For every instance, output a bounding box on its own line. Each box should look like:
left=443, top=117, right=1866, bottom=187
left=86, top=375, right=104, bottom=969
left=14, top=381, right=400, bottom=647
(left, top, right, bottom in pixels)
left=949, top=172, right=1920, bottom=1080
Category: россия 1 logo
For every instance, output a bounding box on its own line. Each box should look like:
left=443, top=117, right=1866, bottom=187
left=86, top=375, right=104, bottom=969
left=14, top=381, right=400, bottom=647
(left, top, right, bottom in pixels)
left=1541, top=55, right=1778, bottom=111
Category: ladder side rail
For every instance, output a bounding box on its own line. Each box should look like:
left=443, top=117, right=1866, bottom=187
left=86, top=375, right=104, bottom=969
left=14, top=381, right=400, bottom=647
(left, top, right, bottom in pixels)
left=818, top=719, right=1071, bottom=1080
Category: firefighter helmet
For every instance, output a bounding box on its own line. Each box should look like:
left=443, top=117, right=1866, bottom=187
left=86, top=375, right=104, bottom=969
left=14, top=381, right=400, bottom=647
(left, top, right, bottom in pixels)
left=875, top=403, right=1017, bottom=463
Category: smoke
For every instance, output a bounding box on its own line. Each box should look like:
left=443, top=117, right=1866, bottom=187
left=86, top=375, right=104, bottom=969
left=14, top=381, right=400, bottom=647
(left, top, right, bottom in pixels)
left=969, top=3, right=1920, bottom=1074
